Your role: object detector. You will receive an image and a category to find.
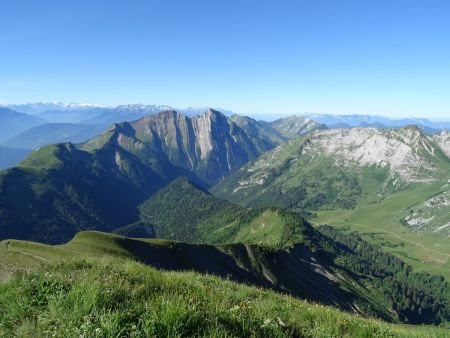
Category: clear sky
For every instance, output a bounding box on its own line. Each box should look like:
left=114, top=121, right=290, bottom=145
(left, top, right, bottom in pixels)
left=1, top=0, right=449, bottom=119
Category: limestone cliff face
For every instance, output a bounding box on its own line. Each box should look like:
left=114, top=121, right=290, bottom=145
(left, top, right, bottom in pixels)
left=300, top=126, right=440, bottom=182
left=434, top=130, right=450, bottom=159
left=93, top=109, right=269, bottom=185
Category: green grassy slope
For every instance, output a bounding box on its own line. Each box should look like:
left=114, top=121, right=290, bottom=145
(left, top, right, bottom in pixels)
left=3, top=258, right=447, bottom=338
left=0, top=231, right=449, bottom=336
left=211, top=138, right=365, bottom=211
left=5, top=214, right=449, bottom=326
left=312, top=182, right=450, bottom=281
left=138, top=177, right=310, bottom=245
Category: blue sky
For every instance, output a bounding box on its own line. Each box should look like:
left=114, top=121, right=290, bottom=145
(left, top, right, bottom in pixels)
left=1, top=0, right=449, bottom=119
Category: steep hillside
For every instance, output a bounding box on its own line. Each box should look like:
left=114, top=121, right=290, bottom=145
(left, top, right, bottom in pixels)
left=0, top=142, right=188, bottom=243
left=139, top=177, right=236, bottom=241
left=2, top=123, right=105, bottom=149
left=2, top=257, right=445, bottom=338
left=136, top=178, right=450, bottom=324
left=139, top=177, right=312, bottom=245
left=229, top=115, right=286, bottom=149
left=0, top=108, right=47, bottom=142
left=1, top=175, right=449, bottom=327
left=1, top=230, right=449, bottom=326
left=403, top=185, right=450, bottom=238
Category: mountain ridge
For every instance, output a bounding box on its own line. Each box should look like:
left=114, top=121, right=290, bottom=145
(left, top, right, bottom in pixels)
left=212, top=126, right=450, bottom=210
left=0, top=108, right=47, bottom=143
left=83, top=109, right=275, bottom=185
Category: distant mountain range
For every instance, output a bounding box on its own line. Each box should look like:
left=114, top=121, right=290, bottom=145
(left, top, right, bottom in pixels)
left=0, top=108, right=47, bottom=143
left=301, top=113, right=450, bottom=133
left=3, top=102, right=450, bottom=129
left=1, top=102, right=234, bottom=125
left=2, top=123, right=106, bottom=149
left=0, top=146, right=32, bottom=170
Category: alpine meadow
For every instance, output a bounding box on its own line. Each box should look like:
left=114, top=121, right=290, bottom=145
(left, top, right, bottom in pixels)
left=1, top=1, right=450, bottom=337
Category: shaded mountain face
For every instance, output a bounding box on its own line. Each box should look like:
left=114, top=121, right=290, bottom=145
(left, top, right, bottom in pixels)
left=0, top=142, right=191, bottom=243
left=84, top=109, right=274, bottom=185
left=0, top=108, right=47, bottom=143
left=212, top=126, right=450, bottom=212
left=2, top=123, right=105, bottom=149
left=228, top=115, right=286, bottom=150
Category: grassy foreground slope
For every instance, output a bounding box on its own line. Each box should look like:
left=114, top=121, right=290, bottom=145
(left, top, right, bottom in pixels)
left=0, top=234, right=448, bottom=337
left=1, top=228, right=449, bottom=326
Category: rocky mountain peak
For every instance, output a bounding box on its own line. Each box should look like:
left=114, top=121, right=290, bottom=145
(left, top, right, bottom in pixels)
left=83, top=109, right=268, bottom=185
left=204, top=108, right=226, bottom=118
left=301, top=127, right=437, bottom=182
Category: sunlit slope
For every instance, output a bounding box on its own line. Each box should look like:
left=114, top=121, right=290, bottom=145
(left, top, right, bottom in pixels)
left=139, top=177, right=305, bottom=245
left=2, top=257, right=447, bottom=337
